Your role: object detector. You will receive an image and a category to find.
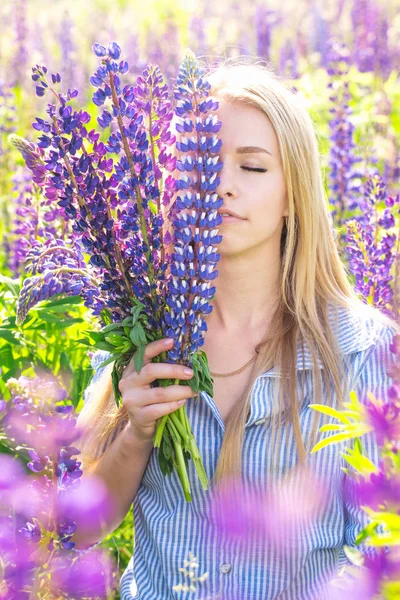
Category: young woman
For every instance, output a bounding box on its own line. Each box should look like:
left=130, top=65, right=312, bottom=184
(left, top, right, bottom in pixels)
left=76, top=60, right=398, bottom=599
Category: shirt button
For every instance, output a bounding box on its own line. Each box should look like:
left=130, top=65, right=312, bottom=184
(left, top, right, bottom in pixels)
left=220, top=562, right=232, bottom=574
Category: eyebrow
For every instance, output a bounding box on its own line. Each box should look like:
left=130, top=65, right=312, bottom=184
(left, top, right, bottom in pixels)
left=236, top=146, right=272, bottom=156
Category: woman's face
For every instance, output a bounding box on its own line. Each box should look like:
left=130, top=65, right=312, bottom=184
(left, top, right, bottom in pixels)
left=213, top=98, right=288, bottom=258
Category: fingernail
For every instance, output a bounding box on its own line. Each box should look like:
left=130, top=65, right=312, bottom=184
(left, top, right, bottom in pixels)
left=184, top=368, right=194, bottom=376
left=163, top=338, right=173, bottom=346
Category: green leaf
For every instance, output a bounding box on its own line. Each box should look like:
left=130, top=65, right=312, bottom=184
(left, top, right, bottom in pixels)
left=101, top=323, right=122, bottom=334
left=309, top=404, right=352, bottom=424
left=129, top=323, right=147, bottom=346
left=75, top=338, right=93, bottom=347
left=105, top=333, right=129, bottom=347
left=342, top=449, right=379, bottom=476
left=59, top=352, right=74, bottom=392
left=94, top=342, right=116, bottom=352
left=0, top=274, right=20, bottom=297
left=369, top=511, right=400, bottom=530
left=311, top=432, right=361, bottom=453
left=82, top=331, right=105, bottom=343
left=42, top=295, right=82, bottom=307
left=134, top=344, right=146, bottom=374
left=319, top=424, right=344, bottom=433
left=101, top=308, right=113, bottom=325
left=121, top=316, right=133, bottom=326
left=98, top=355, right=118, bottom=369
left=0, top=328, right=20, bottom=344
left=34, top=313, right=83, bottom=327
left=0, top=345, right=13, bottom=370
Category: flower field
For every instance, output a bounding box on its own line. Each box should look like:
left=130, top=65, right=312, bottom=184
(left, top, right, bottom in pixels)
left=0, top=0, right=400, bottom=598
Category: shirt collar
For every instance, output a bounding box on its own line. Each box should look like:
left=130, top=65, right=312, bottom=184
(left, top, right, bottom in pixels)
left=259, top=302, right=388, bottom=377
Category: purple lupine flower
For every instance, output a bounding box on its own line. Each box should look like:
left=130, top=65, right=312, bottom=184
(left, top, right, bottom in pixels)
left=57, top=475, right=115, bottom=540
left=58, top=11, right=78, bottom=91
left=16, top=234, right=105, bottom=324
left=0, top=82, right=18, bottom=267
left=364, top=397, right=400, bottom=446
left=16, top=45, right=180, bottom=327
left=327, top=41, right=366, bottom=233
left=16, top=237, right=101, bottom=324
left=11, top=0, right=29, bottom=86
left=3, top=373, right=79, bottom=460
left=0, top=454, right=25, bottom=495
left=345, top=175, right=398, bottom=316
left=26, top=64, right=130, bottom=318
left=308, top=3, right=330, bottom=67
left=279, top=40, right=300, bottom=79
left=20, top=519, right=42, bottom=542
left=254, top=6, right=278, bottom=63
left=49, top=548, right=115, bottom=597
left=5, top=163, right=69, bottom=275
left=0, top=373, right=116, bottom=595
left=351, top=0, right=392, bottom=81
left=89, top=42, right=178, bottom=330
left=162, top=50, right=223, bottom=365
left=27, top=449, right=48, bottom=473
left=188, top=16, right=208, bottom=56
left=347, top=466, right=400, bottom=512
left=0, top=82, right=17, bottom=155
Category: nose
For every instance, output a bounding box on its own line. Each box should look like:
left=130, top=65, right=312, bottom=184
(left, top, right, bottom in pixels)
left=216, top=162, right=237, bottom=199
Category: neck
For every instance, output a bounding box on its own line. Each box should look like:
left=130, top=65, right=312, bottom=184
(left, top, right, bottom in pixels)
left=206, top=251, right=281, bottom=334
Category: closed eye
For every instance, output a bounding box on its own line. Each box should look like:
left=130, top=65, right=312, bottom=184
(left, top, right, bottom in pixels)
left=241, top=166, right=267, bottom=173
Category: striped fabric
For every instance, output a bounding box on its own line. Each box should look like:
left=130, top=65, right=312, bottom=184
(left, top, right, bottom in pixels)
left=85, top=303, right=395, bottom=599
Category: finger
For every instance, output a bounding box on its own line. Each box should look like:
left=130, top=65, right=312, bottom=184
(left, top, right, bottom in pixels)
left=134, top=362, right=194, bottom=388
left=129, top=384, right=194, bottom=408
left=139, top=397, right=188, bottom=424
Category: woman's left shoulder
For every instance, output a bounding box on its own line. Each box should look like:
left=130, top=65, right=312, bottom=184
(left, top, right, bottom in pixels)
left=329, top=301, right=399, bottom=357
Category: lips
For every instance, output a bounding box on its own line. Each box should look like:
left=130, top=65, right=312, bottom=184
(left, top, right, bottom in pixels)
left=217, top=209, right=244, bottom=220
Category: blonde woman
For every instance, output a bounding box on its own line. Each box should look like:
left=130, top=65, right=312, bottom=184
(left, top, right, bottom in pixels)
left=75, top=61, right=398, bottom=599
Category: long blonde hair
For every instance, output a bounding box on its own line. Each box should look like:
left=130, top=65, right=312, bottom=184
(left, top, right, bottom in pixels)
left=77, top=58, right=399, bottom=492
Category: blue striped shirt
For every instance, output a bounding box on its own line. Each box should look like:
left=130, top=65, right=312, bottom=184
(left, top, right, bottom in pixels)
left=85, top=303, right=395, bottom=599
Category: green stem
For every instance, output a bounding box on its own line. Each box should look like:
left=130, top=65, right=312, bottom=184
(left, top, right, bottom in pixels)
left=154, top=414, right=168, bottom=447
left=153, top=377, right=180, bottom=447
left=171, top=434, right=192, bottom=502
left=181, top=407, right=208, bottom=491
left=166, top=418, right=192, bottom=500
left=169, top=409, right=190, bottom=443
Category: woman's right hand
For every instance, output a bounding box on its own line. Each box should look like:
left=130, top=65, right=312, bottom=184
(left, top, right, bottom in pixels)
left=118, top=338, right=194, bottom=444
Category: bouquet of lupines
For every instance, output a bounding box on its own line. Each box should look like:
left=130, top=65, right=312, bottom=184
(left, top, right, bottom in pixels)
left=12, top=43, right=224, bottom=502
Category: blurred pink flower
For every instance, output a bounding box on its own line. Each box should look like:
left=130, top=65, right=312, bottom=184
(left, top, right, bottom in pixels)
left=49, top=547, right=116, bottom=598
left=207, top=468, right=329, bottom=556
left=0, top=454, right=26, bottom=494
left=325, top=549, right=400, bottom=599
left=57, top=475, right=116, bottom=538
left=4, top=409, right=79, bottom=457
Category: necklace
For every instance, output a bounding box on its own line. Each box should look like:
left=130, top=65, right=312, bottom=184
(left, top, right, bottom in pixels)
left=209, top=351, right=259, bottom=378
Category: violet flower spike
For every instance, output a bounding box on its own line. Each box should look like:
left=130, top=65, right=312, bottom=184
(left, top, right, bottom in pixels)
left=345, top=175, right=398, bottom=317
left=326, top=41, right=365, bottom=238
left=151, top=49, right=224, bottom=500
